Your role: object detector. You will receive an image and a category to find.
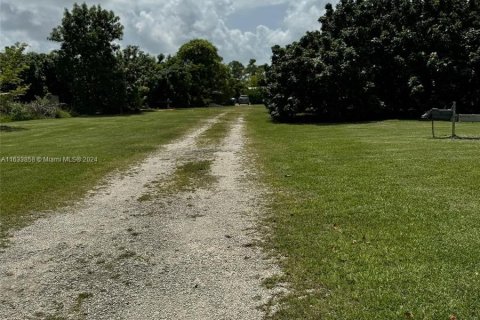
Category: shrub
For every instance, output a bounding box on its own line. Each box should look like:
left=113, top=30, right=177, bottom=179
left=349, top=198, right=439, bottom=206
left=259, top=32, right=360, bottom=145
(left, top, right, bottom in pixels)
left=0, top=114, right=12, bottom=123
left=9, top=102, right=34, bottom=121
left=0, top=94, right=70, bottom=121
left=55, top=109, right=72, bottom=118
left=29, top=94, right=59, bottom=119
left=246, top=87, right=265, bottom=104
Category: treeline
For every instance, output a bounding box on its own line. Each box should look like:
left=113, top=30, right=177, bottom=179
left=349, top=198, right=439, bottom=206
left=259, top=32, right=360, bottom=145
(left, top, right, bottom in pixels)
left=0, top=3, right=266, bottom=120
left=265, top=0, right=480, bottom=121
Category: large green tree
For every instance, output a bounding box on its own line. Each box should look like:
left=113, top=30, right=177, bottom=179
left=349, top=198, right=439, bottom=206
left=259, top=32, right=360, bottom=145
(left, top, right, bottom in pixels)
left=147, top=54, right=192, bottom=108
left=176, top=39, right=229, bottom=107
left=49, top=3, right=126, bottom=114
left=148, top=39, right=232, bottom=108
left=266, top=0, right=480, bottom=121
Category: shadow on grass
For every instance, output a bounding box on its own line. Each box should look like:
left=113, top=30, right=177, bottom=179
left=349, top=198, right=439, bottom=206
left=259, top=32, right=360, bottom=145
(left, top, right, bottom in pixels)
left=433, top=135, right=480, bottom=140
left=455, top=136, right=480, bottom=140
left=0, top=125, right=28, bottom=132
left=76, top=107, right=203, bottom=118
left=76, top=113, right=142, bottom=119
left=269, top=114, right=385, bottom=126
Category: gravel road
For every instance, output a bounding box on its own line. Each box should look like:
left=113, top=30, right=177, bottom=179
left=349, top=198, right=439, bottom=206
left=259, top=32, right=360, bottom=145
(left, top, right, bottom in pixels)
left=0, top=114, right=279, bottom=320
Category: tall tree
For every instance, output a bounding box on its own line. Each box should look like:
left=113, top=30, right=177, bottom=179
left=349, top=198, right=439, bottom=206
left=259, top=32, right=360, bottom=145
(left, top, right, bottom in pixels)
left=0, top=43, right=29, bottom=111
left=49, top=3, right=125, bottom=114
left=266, top=0, right=480, bottom=121
left=176, top=39, right=228, bottom=106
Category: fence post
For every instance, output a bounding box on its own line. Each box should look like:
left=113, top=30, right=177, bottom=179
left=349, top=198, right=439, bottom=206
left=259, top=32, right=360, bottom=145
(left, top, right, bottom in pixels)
left=432, top=118, right=435, bottom=138
left=451, top=101, right=457, bottom=138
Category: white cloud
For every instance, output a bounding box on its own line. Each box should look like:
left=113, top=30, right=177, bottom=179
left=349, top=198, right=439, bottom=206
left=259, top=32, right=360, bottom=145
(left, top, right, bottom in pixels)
left=230, top=0, right=289, bottom=11
left=284, top=0, right=325, bottom=34
left=0, top=0, right=336, bottom=64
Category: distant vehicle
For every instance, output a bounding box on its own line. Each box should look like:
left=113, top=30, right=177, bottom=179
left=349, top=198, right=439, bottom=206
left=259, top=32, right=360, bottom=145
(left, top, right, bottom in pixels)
left=237, top=95, right=250, bottom=105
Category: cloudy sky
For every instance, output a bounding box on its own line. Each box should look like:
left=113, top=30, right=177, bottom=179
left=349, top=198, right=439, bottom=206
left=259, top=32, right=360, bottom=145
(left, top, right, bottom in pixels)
left=0, top=0, right=338, bottom=64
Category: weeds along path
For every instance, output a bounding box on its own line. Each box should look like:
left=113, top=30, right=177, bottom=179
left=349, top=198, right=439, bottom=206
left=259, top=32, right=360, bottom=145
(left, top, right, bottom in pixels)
left=0, top=111, right=278, bottom=320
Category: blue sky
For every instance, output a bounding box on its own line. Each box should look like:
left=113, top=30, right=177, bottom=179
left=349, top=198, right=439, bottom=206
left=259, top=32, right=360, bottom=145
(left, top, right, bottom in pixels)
left=0, top=0, right=337, bottom=64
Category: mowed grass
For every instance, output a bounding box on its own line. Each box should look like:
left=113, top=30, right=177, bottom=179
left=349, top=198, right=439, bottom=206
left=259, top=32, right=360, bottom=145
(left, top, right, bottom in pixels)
left=0, top=107, right=225, bottom=243
left=246, top=107, right=480, bottom=319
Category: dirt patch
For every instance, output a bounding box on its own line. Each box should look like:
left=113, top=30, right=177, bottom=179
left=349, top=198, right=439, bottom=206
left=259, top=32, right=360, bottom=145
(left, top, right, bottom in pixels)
left=0, top=113, right=279, bottom=320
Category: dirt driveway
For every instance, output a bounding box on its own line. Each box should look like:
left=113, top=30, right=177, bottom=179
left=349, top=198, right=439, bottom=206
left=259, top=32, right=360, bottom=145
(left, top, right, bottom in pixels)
left=0, top=113, right=279, bottom=320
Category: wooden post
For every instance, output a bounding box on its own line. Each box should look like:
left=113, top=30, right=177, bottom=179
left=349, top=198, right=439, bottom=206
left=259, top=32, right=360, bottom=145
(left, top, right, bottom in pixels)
left=432, top=118, right=435, bottom=138
left=451, top=101, right=457, bottom=138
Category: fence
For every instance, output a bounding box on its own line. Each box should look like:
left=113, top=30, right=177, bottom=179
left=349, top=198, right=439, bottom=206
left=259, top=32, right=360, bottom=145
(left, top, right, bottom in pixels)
left=421, top=102, right=480, bottom=139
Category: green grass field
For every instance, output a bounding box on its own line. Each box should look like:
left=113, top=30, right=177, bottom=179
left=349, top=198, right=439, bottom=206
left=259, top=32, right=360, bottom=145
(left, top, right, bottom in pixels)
left=0, top=108, right=223, bottom=243
left=247, top=108, right=480, bottom=319
left=1, top=106, right=479, bottom=318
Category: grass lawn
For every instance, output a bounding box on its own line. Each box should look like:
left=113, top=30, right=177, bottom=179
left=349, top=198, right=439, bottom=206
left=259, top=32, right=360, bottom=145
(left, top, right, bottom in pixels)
left=247, top=107, right=480, bottom=319
left=1, top=105, right=479, bottom=318
left=0, top=107, right=224, bottom=244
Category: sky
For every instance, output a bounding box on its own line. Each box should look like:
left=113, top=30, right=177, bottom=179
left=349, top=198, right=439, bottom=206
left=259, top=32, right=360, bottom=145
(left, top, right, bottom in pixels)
left=0, top=0, right=338, bottom=64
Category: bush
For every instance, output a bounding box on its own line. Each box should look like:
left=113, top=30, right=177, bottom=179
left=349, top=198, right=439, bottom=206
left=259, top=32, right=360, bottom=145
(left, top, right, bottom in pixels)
left=0, top=114, right=12, bottom=123
left=9, top=102, right=34, bottom=121
left=246, top=87, right=265, bottom=104
left=29, top=94, right=59, bottom=119
left=55, top=109, right=72, bottom=118
left=0, top=94, right=71, bottom=121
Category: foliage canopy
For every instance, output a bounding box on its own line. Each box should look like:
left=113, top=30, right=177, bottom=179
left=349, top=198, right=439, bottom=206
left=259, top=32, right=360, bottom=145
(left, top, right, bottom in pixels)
left=265, top=0, right=480, bottom=121
left=0, top=43, right=30, bottom=110
left=49, top=3, right=126, bottom=114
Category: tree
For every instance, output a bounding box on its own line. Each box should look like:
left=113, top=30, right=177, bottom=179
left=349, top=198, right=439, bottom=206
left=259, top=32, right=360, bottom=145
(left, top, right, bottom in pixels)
left=117, top=45, right=157, bottom=110
left=245, top=59, right=257, bottom=76
left=265, top=0, right=480, bottom=121
left=0, top=43, right=29, bottom=111
left=20, top=52, right=61, bottom=102
left=176, top=39, right=228, bottom=106
left=225, top=59, right=268, bottom=103
left=146, top=54, right=191, bottom=108
left=49, top=3, right=125, bottom=114
left=228, top=60, right=245, bottom=80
